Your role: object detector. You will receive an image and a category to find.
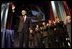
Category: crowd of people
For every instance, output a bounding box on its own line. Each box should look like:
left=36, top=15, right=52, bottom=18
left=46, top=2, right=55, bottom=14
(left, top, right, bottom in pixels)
left=14, top=10, right=71, bottom=48
left=1, top=2, right=71, bottom=48
left=28, top=16, right=71, bottom=48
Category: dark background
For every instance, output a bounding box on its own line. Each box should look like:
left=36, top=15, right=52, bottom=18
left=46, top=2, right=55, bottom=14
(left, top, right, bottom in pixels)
left=1, top=0, right=71, bottom=29
left=1, top=0, right=71, bottom=20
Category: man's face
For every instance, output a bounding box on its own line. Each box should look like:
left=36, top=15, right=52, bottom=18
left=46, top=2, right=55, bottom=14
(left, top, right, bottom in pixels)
left=49, top=20, right=52, bottom=24
left=21, top=10, right=27, bottom=16
left=42, top=22, right=45, bottom=25
left=36, top=25, right=39, bottom=28
left=56, top=18, right=59, bottom=21
left=67, top=16, right=71, bottom=23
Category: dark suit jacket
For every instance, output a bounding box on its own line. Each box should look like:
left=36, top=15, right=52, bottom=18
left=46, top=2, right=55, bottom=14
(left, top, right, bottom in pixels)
left=18, top=16, right=31, bottom=33
left=17, top=16, right=31, bottom=47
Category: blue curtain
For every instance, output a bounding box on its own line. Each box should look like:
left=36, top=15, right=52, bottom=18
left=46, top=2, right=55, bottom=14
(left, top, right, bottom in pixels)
left=1, top=29, right=14, bottom=48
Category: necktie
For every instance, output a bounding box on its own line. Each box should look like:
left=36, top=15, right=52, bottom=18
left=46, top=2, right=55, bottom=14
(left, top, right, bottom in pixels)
left=23, top=15, right=26, bottom=23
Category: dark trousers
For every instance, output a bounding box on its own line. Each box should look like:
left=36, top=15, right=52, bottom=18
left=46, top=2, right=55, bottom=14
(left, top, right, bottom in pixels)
left=19, top=32, right=29, bottom=48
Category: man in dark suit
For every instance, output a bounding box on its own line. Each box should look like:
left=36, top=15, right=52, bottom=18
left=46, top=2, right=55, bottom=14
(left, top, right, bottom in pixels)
left=55, top=17, right=68, bottom=48
left=18, top=9, right=31, bottom=48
